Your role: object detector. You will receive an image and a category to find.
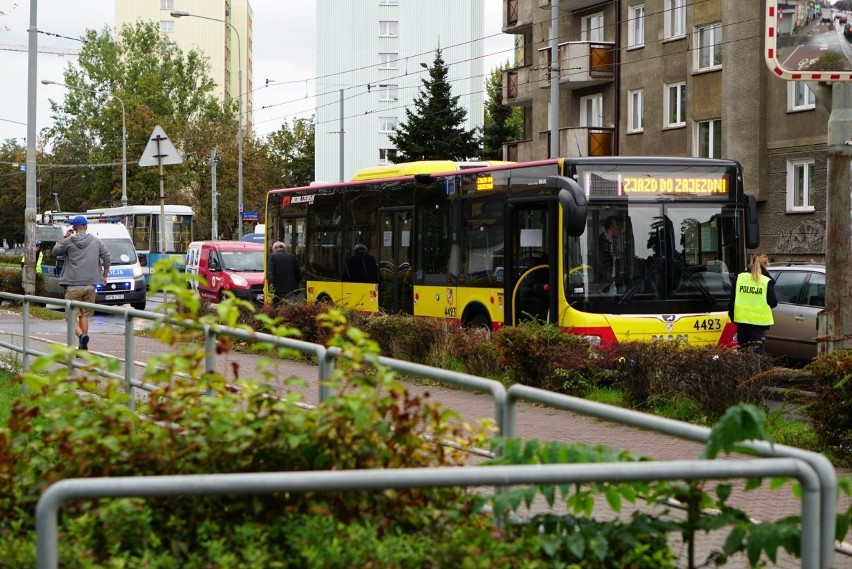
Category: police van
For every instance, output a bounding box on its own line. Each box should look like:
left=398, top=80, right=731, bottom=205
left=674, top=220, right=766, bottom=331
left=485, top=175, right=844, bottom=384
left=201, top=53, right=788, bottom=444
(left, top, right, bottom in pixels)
left=39, top=221, right=147, bottom=311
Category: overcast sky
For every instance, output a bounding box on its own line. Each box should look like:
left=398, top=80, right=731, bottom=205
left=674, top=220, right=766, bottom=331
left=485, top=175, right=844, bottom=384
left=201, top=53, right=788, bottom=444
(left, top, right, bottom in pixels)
left=0, top=1, right=513, bottom=145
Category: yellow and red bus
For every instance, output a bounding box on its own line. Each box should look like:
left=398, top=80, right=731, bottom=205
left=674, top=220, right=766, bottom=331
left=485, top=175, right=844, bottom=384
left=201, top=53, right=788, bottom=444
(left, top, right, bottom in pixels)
left=265, top=157, right=759, bottom=347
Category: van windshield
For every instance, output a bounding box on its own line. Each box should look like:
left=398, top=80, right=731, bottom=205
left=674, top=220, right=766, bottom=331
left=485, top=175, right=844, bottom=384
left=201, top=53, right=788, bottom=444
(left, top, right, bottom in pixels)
left=221, top=251, right=265, bottom=272
left=105, top=239, right=138, bottom=265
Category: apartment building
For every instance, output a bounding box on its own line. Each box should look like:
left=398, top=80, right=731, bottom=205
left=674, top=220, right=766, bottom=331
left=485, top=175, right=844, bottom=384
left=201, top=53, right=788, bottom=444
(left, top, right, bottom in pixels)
left=502, top=0, right=829, bottom=261
left=115, top=0, right=254, bottom=127
left=315, top=0, right=485, bottom=183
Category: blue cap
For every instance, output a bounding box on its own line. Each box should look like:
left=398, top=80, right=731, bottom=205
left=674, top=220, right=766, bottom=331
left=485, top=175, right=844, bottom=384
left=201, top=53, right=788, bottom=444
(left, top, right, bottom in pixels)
left=70, top=215, right=88, bottom=227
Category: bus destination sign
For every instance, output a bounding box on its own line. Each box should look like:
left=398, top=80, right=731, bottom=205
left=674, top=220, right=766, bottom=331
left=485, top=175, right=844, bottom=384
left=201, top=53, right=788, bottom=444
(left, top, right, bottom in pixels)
left=621, top=176, right=727, bottom=195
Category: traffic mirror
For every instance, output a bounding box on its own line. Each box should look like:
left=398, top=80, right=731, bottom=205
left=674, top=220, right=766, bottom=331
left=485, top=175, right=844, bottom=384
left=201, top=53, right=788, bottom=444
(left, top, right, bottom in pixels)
left=766, top=0, right=852, bottom=81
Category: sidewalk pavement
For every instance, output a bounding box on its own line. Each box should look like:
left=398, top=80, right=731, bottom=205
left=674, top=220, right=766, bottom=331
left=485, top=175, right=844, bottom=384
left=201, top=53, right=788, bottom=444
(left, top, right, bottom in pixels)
left=1, top=308, right=850, bottom=567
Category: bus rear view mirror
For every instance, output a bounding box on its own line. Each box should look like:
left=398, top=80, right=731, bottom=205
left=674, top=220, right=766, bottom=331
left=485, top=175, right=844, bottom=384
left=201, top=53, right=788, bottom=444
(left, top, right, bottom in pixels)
left=745, top=194, right=760, bottom=249
left=551, top=176, right=587, bottom=237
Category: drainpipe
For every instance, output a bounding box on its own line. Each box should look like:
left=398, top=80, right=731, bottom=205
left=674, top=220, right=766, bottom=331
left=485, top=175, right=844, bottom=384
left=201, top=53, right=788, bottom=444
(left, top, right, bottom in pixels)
left=614, top=0, right=621, bottom=156
left=549, top=0, right=560, bottom=158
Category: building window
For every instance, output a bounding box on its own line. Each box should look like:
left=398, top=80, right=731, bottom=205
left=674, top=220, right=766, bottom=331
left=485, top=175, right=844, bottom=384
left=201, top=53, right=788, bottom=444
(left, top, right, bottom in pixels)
left=160, top=20, right=175, bottom=33
left=160, top=0, right=174, bottom=9
left=627, top=89, right=643, bottom=133
left=664, top=0, right=685, bottom=39
left=696, top=119, right=721, bottom=158
left=379, top=116, right=398, bottom=132
left=378, top=84, right=398, bottom=101
left=379, top=148, right=397, bottom=164
left=695, top=23, right=722, bottom=70
left=788, top=81, right=816, bottom=111
left=664, top=82, right=686, bottom=127
left=581, top=13, right=604, bottom=42
left=379, top=20, right=399, bottom=37
left=628, top=5, right=645, bottom=48
left=579, top=94, right=603, bottom=127
left=787, top=160, right=815, bottom=212
left=379, top=52, right=398, bottom=69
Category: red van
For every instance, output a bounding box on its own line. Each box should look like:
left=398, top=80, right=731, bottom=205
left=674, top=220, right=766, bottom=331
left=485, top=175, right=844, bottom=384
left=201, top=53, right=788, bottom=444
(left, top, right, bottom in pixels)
left=185, top=240, right=265, bottom=304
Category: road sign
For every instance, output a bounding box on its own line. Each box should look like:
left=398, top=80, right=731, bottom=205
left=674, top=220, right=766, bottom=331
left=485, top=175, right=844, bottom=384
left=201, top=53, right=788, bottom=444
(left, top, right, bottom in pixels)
left=139, top=125, right=183, bottom=167
left=242, top=211, right=259, bottom=221
left=765, top=0, right=852, bottom=81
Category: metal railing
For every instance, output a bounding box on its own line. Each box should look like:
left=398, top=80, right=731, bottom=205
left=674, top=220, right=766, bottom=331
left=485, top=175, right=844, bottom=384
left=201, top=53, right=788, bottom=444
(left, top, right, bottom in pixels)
left=0, top=291, right=839, bottom=569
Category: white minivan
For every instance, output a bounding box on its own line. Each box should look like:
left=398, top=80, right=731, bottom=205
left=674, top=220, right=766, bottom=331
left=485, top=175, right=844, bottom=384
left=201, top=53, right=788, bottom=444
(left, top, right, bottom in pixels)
left=39, top=222, right=147, bottom=310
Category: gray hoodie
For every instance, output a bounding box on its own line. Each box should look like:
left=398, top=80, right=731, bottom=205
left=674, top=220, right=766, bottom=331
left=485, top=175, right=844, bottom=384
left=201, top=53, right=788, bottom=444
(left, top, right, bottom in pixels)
left=52, top=232, right=111, bottom=287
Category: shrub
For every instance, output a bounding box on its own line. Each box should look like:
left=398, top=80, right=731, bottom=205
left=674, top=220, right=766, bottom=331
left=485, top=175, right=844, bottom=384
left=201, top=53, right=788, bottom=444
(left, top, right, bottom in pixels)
left=359, top=314, right=447, bottom=362
left=805, top=349, right=852, bottom=464
left=609, top=342, right=772, bottom=420
left=447, top=327, right=504, bottom=378
left=494, top=322, right=599, bottom=391
left=0, top=268, right=45, bottom=297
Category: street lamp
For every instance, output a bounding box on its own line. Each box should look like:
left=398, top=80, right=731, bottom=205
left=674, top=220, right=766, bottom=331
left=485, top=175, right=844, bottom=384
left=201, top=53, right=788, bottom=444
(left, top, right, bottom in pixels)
left=42, top=79, right=127, bottom=207
left=171, top=9, right=244, bottom=239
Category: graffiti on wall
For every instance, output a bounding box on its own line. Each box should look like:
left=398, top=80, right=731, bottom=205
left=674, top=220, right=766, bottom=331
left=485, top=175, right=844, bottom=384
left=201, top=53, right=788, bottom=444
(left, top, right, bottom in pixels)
left=774, top=219, right=826, bottom=254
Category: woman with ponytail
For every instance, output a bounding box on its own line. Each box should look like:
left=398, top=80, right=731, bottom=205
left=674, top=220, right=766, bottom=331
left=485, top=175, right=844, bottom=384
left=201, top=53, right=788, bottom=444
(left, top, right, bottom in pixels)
left=727, top=252, right=778, bottom=353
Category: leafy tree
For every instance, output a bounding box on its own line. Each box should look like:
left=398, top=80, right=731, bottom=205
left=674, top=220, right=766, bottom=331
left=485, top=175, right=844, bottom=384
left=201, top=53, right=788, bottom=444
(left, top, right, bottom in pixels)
left=41, top=21, right=223, bottom=211
left=388, top=48, right=480, bottom=162
left=265, top=117, right=316, bottom=189
left=0, top=140, right=26, bottom=245
left=481, top=63, right=523, bottom=160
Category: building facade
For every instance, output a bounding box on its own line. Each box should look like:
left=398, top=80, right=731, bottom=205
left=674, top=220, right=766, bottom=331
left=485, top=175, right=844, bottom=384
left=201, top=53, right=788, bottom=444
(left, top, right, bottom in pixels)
left=315, top=0, right=485, bottom=183
left=502, top=0, right=829, bottom=262
left=115, top=0, right=254, bottom=127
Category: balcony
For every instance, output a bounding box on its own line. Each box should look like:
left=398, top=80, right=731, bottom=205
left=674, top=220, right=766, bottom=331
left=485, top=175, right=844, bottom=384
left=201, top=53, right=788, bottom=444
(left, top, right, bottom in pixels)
left=538, top=0, right=608, bottom=10
left=560, top=126, right=615, bottom=157
left=503, top=66, right=534, bottom=106
left=559, top=41, right=615, bottom=88
left=538, top=42, right=614, bottom=89
left=504, top=0, right=533, bottom=33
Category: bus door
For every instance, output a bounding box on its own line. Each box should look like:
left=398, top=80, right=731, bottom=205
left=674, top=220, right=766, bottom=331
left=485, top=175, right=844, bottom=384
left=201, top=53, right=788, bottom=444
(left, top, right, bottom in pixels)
left=506, top=200, right=558, bottom=325
left=378, top=208, right=414, bottom=314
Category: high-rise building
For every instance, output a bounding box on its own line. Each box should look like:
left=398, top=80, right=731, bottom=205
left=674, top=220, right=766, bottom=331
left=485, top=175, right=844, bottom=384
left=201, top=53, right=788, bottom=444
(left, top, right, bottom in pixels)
left=115, top=0, right=254, bottom=127
left=315, top=0, right=485, bottom=183
left=502, top=0, right=828, bottom=262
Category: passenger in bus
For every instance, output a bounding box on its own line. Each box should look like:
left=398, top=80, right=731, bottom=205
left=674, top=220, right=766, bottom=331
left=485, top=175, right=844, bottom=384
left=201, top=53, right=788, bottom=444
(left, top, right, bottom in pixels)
left=267, top=241, right=301, bottom=307
left=345, top=243, right=378, bottom=283
left=597, top=216, right=622, bottom=294
left=728, top=252, right=777, bottom=354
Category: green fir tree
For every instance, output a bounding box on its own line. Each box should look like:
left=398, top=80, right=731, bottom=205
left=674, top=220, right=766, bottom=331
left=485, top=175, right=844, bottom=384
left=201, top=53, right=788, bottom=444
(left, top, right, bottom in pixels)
left=388, top=48, right=480, bottom=162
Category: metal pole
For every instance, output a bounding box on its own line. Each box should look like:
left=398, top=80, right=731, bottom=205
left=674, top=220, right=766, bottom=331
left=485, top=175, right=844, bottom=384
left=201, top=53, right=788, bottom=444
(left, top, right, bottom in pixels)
left=211, top=148, right=218, bottom=240
left=23, top=0, right=38, bottom=295
left=549, top=0, right=560, bottom=158
left=339, top=88, right=344, bottom=182
left=119, top=97, right=127, bottom=206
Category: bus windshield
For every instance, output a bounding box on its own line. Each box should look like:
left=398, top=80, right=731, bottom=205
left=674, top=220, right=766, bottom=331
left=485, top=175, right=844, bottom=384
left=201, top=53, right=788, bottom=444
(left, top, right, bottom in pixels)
left=565, top=201, right=737, bottom=312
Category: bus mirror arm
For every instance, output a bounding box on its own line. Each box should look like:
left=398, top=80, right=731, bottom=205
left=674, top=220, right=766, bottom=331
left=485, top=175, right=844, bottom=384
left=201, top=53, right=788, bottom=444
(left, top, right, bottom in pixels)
left=745, top=194, right=760, bottom=249
left=551, top=176, right=587, bottom=237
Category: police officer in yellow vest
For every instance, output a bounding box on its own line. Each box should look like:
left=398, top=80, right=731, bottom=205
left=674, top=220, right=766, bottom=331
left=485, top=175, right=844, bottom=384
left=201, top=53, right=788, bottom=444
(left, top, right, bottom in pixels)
left=727, top=252, right=777, bottom=353
left=20, top=242, right=43, bottom=274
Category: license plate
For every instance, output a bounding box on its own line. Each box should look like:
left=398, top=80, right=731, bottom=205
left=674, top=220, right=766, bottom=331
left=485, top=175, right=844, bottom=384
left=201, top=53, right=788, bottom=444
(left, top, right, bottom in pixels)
left=105, top=294, right=124, bottom=300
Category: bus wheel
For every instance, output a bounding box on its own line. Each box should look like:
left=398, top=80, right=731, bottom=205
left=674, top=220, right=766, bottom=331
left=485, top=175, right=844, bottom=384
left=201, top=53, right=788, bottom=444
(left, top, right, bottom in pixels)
left=465, top=310, right=492, bottom=334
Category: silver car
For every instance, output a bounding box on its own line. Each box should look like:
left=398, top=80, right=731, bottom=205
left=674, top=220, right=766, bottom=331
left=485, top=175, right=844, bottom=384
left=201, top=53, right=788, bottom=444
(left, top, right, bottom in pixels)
left=765, top=264, right=825, bottom=361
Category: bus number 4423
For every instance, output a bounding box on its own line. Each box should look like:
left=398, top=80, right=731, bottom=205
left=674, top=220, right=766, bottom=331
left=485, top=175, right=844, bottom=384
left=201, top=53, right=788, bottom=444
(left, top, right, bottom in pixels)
left=693, top=318, right=722, bottom=331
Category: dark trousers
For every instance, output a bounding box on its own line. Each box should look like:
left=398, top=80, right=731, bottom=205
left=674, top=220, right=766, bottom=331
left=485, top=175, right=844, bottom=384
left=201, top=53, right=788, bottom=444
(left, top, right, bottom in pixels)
left=736, top=324, right=767, bottom=354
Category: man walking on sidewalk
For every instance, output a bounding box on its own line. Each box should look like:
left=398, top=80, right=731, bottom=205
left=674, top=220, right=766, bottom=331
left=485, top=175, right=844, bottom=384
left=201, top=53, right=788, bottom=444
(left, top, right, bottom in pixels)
left=52, top=216, right=110, bottom=350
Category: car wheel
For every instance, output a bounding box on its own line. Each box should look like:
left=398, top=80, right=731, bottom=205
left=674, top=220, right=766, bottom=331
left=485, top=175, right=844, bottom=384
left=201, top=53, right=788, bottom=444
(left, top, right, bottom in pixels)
left=131, top=301, right=146, bottom=311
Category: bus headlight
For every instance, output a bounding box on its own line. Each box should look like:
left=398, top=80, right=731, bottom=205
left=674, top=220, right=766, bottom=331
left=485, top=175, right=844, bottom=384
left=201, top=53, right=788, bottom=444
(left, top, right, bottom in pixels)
left=231, top=275, right=248, bottom=287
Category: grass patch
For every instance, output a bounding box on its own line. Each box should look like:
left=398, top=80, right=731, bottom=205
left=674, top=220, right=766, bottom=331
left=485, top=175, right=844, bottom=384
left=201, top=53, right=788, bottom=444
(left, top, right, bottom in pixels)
left=765, top=409, right=820, bottom=451
left=648, top=394, right=710, bottom=425
left=585, top=386, right=626, bottom=407
left=0, top=366, right=25, bottom=427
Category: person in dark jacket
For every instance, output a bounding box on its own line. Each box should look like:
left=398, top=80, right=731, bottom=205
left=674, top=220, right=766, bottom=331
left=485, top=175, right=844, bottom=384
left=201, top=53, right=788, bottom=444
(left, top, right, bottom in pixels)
left=345, top=243, right=378, bottom=283
left=52, top=216, right=110, bottom=350
left=728, top=252, right=777, bottom=353
left=267, top=241, right=301, bottom=307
